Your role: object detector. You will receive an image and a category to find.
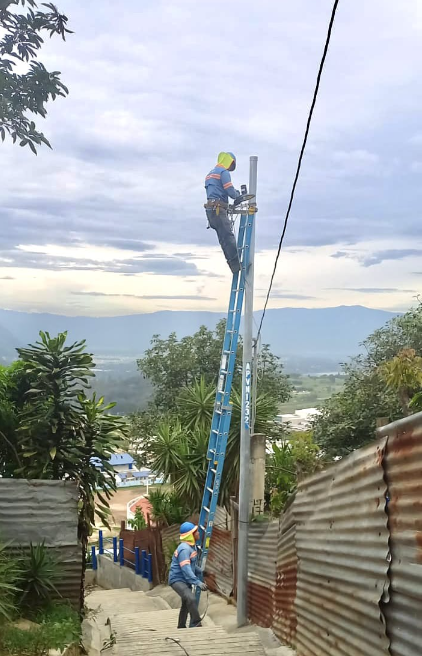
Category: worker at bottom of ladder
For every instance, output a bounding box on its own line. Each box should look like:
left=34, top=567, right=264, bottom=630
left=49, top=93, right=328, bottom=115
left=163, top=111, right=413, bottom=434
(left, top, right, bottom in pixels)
left=204, top=151, right=241, bottom=274
left=168, top=522, right=207, bottom=628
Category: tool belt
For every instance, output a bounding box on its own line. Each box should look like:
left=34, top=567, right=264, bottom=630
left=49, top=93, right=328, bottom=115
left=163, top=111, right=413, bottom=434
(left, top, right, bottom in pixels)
left=204, top=199, right=228, bottom=212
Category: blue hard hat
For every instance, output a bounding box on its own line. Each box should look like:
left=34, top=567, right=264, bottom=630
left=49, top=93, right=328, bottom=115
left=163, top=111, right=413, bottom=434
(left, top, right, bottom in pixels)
left=180, top=521, right=197, bottom=536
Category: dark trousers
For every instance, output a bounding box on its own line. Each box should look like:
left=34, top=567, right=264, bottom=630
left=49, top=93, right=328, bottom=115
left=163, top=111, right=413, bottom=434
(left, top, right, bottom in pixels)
left=171, top=581, right=202, bottom=628
left=206, top=208, right=240, bottom=273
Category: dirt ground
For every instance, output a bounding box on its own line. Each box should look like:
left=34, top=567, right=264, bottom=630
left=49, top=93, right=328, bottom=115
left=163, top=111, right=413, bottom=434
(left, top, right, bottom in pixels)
left=92, top=484, right=169, bottom=539
left=93, top=487, right=144, bottom=536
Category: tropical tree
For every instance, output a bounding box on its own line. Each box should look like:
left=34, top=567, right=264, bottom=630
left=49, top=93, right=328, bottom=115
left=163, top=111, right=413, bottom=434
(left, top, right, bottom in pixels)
left=313, top=301, right=422, bottom=458
left=0, top=331, right=127, bottom=607
left=265, top=431, right=322, bottom=515
left=379, top=348, right=422, bottom=415
left=139, top=377, right=285, bottom=510
left=0, top=0, right=71, bottom=152
left=137, top=320, right=291, bottom=409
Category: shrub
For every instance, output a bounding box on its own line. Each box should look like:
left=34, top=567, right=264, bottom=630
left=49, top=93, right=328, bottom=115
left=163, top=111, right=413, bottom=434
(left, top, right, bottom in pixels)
left=0, top=542, right=22, bottom=622
left=0, top=603, right=80, bottom=656
left=128, top=506, right=147, bottom=530
left=18, top=542, right=60, bottom=612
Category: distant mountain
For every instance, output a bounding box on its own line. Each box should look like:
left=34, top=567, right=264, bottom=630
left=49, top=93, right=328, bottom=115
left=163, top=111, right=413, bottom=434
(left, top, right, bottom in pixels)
left=0, top=305, right=399, bottom=371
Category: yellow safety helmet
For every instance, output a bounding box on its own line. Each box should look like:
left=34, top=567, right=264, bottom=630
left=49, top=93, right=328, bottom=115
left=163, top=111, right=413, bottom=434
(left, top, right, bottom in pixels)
left=217, top=152, right=236, bottom=171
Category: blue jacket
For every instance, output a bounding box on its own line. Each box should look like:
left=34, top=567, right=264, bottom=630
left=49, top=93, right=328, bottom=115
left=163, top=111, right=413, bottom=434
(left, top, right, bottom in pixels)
left=205, top=152, right=240, bottom=203
left=168, top=542, right=202, bottom=587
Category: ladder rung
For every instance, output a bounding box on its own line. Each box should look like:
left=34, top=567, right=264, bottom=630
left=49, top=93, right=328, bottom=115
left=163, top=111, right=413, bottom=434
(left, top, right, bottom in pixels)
left=203, top=506, right=210, bottom=513
left=212, top=429, right=219, bottom=434
left=200, top=525, right=206, bottom=532
left=228, top=309, right=239, bottom=313
left=207, top=487, right=213, bottom=493
left=208, top=449, right=216, bottom=454
left=211, top=468, right=217, bottom=474
left=226, top=330, right=237, bottom=334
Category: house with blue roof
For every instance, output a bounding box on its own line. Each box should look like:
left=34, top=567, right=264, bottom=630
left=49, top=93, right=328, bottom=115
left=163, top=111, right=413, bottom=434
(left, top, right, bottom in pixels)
left=91, top=452, right=134, bottom=474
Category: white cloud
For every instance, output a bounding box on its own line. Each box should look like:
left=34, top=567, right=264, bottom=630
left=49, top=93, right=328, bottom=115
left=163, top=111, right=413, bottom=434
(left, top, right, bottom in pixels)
left=1, top=0, right=421, bottom=315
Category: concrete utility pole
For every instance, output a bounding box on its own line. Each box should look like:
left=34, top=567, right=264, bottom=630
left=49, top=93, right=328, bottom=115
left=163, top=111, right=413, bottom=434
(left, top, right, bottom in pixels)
left=237, top=155, right=258, bottom=627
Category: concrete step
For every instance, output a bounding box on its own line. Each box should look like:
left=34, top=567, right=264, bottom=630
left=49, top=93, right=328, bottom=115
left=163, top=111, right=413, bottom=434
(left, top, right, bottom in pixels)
left=86, top=588, right=170, bottom=615
left=110, top=609, right=215, bottom=632
left=108, top=620, right=266, bottom=655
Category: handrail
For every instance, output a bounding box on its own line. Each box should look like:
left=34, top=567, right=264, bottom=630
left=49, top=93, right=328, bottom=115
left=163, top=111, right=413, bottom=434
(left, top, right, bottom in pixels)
left=94, top=530, right=153, bottom=582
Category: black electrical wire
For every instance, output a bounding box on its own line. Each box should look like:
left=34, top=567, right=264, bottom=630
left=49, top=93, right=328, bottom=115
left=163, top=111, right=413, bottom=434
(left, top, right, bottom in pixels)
left=257, top=0, right=341, bottom=340
left=165, top=636, right=191, bottom=656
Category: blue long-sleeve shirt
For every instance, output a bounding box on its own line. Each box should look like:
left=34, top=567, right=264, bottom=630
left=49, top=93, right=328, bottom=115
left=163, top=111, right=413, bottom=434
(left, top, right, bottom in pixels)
left=168, top=542, right=202, bottom=587
left=205, top=164, right=241, bottom=203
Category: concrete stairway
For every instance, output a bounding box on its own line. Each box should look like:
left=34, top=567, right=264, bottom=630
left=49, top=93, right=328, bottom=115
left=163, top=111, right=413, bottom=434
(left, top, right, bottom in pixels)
left=85, top=586, right=294, bottom=656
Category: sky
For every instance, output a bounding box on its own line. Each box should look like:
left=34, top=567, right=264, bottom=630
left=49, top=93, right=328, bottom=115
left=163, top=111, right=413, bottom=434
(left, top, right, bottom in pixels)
left=1, top=0, right=422, bottom=317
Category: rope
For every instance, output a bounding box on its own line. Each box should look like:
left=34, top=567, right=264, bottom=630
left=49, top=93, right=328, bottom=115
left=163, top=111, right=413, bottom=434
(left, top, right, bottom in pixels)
left=256, top=0, right=341, bottom=341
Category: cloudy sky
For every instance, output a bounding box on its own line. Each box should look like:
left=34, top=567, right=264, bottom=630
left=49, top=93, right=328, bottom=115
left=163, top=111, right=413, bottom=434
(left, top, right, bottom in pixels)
left=1, top=0, right=422, bottom=316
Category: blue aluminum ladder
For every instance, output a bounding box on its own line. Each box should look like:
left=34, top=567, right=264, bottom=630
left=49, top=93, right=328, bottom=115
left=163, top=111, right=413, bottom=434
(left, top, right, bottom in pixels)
left=196, top=204, right=255, bottom=599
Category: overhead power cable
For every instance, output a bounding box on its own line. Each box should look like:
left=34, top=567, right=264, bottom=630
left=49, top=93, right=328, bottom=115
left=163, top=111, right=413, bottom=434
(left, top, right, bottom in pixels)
left=256, top=0, right=341, bottom=340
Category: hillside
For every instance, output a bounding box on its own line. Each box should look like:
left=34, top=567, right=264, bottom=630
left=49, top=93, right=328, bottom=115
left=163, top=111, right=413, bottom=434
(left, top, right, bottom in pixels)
left=0, top=305, right=398, bottom=369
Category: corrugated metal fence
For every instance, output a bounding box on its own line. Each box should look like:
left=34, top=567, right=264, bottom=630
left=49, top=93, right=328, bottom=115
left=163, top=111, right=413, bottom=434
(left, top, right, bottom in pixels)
left=248, top=521, right=278, bottom=627
left=240, top=413, right=422, bottom=656
left=379, top=414, right=422, bottom=656
left=293, top=438, right=390, bottom=656
left=0, top=479, right=81, bottom=608
left=197, top=413, right=422, bottom=656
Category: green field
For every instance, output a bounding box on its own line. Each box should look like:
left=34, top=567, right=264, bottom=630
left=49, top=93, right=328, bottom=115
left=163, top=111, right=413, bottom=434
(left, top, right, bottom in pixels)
left=279, top=373, right=345, bottom=414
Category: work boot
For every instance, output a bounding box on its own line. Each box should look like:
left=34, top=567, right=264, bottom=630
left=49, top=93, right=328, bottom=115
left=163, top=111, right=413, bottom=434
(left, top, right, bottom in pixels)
left=228, top=257, right=241, bottom=274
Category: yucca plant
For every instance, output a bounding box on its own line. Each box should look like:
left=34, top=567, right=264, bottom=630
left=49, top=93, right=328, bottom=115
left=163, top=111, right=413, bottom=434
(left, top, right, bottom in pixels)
left=0, top=541, right=21, bottom=622
left=19, top=541, right=61, bottom=610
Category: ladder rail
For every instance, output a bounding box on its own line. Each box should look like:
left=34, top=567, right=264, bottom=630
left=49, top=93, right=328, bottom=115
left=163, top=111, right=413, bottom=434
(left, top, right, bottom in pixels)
left=195, top=210, right=255, bottom=602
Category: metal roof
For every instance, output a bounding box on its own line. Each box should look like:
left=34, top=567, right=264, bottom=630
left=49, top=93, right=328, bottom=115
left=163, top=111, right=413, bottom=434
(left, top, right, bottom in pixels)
left=109, top=452, right=134, bottom=466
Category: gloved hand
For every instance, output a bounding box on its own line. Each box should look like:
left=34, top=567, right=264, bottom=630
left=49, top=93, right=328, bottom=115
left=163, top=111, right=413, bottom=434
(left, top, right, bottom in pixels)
left=199, top=582, right=208, bottom=591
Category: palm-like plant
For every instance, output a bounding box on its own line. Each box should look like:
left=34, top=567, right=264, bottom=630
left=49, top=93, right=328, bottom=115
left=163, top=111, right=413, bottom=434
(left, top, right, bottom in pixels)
left=146, top=381, right=280, bottom=511
left=19, top=541, right=60, bottom=610
left=173, top=428, right=208, bottom=510
left=149, top=421, right=187, bottom=485
left=178, top=378, right=214, bottom=431
left=0, top=541, right=21, bottom=622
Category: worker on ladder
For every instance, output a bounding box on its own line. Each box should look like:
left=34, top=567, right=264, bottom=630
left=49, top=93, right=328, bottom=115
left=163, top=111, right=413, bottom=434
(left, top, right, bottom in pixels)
left=204, top=152, right=241, bottom=274
left=168, top=522, right=207, bottom=629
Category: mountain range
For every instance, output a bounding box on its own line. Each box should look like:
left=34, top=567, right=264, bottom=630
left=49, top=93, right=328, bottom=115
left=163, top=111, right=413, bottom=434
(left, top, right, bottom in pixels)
left=0, top=305, right=398, bottom=372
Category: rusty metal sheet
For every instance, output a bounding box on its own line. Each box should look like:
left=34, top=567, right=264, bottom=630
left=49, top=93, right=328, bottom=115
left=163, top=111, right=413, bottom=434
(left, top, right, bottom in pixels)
left=381, top=413, right=422, bottom=656
left=248, top=580, right=273, bottom=628
left=294, top=438, right=390, bottom=656
left=273, top=502, right=297, bottom=647
left=206, top=526, right=233, bottom=598
left=248, top=522, right=278, bottom=587
left=247, top=521, right=278, bottom=627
